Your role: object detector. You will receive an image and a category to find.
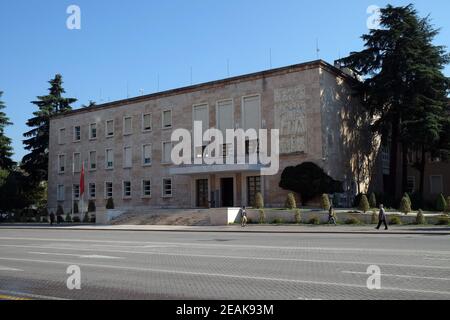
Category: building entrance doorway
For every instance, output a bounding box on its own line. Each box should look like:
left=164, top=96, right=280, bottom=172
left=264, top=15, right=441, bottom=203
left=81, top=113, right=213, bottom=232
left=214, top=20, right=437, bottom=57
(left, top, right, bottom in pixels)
left=220, top=178, right=234, bottom=207
left=196, top=179, right=209, bottom=208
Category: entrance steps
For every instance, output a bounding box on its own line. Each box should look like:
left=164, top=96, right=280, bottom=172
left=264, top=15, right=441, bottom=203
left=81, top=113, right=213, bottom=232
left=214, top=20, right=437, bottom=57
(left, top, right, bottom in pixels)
left=110, top=208, right=225, bottom=226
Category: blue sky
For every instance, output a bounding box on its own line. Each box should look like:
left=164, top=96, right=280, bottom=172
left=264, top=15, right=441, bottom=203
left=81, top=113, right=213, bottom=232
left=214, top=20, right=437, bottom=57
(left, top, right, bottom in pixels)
left=1, top=0, right=449, bottom=162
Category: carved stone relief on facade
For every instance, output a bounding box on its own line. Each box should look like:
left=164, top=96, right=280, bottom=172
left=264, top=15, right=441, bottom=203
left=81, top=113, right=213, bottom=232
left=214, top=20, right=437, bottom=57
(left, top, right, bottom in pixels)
left=274, top=85, right=307, bottom=154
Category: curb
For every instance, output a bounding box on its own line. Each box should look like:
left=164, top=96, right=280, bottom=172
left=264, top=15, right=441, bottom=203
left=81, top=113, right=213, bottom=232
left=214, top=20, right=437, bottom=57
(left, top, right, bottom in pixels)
left=0, top=226, right=449, bottom=236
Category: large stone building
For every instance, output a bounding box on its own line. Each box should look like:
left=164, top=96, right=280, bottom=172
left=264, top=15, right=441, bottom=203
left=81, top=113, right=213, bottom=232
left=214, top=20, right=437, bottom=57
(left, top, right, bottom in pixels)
left=48, top=60, right=380, bottom=214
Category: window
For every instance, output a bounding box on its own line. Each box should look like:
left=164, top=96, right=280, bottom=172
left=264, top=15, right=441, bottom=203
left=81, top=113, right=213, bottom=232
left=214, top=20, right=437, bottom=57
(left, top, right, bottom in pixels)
left=105, top=182, right=113, bottom=198
left=123, top=116, right=132, bottom=135
left=58, top=128, right=66, bottom=144
left=89, top=123, right=97, bottom=140
left=105, top=149, right=114, bottom=169
left=407, top=176, right=416, bottom=194
left=74, top=126, right=81, bottom=141
left=123, top=181, right=131, bottom=198
left=216, top=99, right=234, bottom=134
left=89, top=151, right=97, bottom=170
left=247, top=176, right=261, bottom=207
left=242, top=95, right=261, bottom=131
left=73, top=184, right=80, bottom=200
left=89, top=183, right=96, bottom=199
left=162, top=142, right=172, bottom=164
left=162, top=178, right=172, bottom=197
left=142, top=180, right=151, bottom=197
left=142, top=144, right=152, bottom=166
left=162, top=109, right=172, bottom=129
left=430, top=175, right=443, bottom=194
left=142, top=113, right=152, bottom=131
left=73, top=153, right=81, bottom=173
left=123, top=146, right=132, bottom=168
left=106, top=120, right=114, bottom=137
left=57, top=185, right=65, bottom=201
left=58, top=154, right=66, bottom=173
left=193, top=104, right=209, bottom=133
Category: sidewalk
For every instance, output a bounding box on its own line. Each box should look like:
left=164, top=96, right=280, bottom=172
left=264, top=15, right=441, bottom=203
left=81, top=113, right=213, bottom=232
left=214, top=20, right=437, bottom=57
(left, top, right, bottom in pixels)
left=0, top=223, right=449, bottom=235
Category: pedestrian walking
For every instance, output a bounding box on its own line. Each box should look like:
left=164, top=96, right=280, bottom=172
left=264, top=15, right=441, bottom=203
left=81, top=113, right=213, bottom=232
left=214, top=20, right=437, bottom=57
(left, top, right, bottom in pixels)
left=376, top=204, right=388, bottom=230
left=240, top=206, right=248, bottom=227
left=49, top=212, right=55, bottom=226
left=328, top=205, right=337, bottom=225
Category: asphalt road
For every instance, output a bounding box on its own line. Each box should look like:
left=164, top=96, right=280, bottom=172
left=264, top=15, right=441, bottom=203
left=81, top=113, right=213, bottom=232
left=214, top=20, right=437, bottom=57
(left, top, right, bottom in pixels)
left=0, top=228, right=449, bottom=300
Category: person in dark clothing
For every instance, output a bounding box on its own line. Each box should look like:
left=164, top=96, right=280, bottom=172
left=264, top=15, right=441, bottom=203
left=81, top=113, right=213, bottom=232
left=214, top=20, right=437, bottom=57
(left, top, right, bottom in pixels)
left=376, top=204, right=388, bottom=230
left=240, top=206, right=248, bottom=227
left=328, top=206, right=337, bottom=225
left=49, top=212, right=55, bottom=226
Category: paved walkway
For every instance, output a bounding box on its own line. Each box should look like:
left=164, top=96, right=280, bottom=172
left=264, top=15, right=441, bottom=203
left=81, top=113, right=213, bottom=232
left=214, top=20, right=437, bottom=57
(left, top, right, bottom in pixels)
left=0, top=223, right=449, bottom=235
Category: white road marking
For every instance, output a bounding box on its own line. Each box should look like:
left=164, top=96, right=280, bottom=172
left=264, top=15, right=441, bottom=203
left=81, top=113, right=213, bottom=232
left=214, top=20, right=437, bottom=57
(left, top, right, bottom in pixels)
left=342, top=271, right=450, bottom=281
left=0, top=244, right=449, bottom=270
left=0, top=266, right=23, bottom=272
left=424, top=257, right=450, bottom=261
left=0, top=237, right=449, bottom=255
left=28, top=252, right=123, bottom=260
left=0, top=289, right=67, bottom=300
left=0, top=256, right=449, bottom=296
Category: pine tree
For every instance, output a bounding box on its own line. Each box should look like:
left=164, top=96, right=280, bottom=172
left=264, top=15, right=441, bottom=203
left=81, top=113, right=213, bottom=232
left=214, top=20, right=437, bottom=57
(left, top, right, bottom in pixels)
left=22, top=75, right=76, bottom=183
left=321, top=194, right=331, bottom=211
left=436, top=194, right=447, bottom=212
left=339, top=4, right=450, bottom=201
left=0, top=91, right=15, bottom=170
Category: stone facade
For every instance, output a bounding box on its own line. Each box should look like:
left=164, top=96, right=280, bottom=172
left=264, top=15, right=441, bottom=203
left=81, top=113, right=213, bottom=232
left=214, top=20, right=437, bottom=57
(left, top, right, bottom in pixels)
left=48, top=60, right=375, bottom=213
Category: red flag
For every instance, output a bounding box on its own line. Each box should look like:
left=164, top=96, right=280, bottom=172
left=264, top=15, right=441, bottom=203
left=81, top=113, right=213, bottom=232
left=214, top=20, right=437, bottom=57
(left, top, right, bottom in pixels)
left=80, top=162, right=85, bottom=196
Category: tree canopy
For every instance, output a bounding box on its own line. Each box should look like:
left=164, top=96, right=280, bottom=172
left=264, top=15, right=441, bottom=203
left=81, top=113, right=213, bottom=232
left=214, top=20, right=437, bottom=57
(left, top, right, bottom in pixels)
left=279, top=162, right=343, bottom=205
left=0, top=91, right=15, bottom=170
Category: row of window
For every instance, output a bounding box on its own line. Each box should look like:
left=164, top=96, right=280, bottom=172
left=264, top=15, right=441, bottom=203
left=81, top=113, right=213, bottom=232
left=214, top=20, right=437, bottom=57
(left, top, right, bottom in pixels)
left=59, top=111, right=171, bottom=144
left=57, top=178, right=173, bottom=201
left=60, top=95, right=262, bottom=145
left=57, top=143, right=174, bottom=173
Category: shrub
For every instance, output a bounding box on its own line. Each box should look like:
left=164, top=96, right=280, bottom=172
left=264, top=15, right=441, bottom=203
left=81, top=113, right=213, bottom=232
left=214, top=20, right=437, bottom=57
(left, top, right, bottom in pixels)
left=369, top=193, right=377, bottom=208
left=345, top=217, right=361, bottom=225
left=272, top=218, right=284, bottom=224
left=403, top=193, right=412, bottom=207
left=254, top=192, right=264, bottom=209
left=436, top=194, right=447, bottom=212
left=389, top=216, right=402, bottom=225
left=88, top=200, right=96, bottom=213
left=83, top=213, right=90, bottom=223
left=90, top=215, right=96, bottom=223
left=42, top=217, right=48, bottom=223
left=308, top=215, right=320, bottom=225
left=106, top=197, right=115, bottom=210
left=321, top=194, right=331, bottom=211
left=258, top=209, right=265, bottom=224
left=436, top=215, right=449, bottom=226
left=65, top=213, right=72, bottom=223
left=285, top=193, right=297, bottom=209
left=371, top=210, right=378, bottom=224
left=416, top=209, right=426, bottom=225
left=73, top=201, right=79, bottom=214
left=294, top=209, right=302, bottom=224
left=56, top=215, right=64, bottom=223
left=446, top=197, right=450, bottom=214
left=399, top=196, right=412, bottom=215
left=73, top=216, right=81, bottom=223
left=358, top=195, right=370, bottom=213
left=56, top=205, right=64, bottom=216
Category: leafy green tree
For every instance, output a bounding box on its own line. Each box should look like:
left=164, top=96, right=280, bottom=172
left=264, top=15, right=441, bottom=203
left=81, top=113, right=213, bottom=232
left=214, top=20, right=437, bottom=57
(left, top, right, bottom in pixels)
left=279, top=162, right=343, bottom=205
left=22, top=74, right=76, bottom=183
left=358, top=195, right=370, bottom=213
left=0, top=92, right=15, bottom=170
left=339, top=4, right=450, bottom=201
